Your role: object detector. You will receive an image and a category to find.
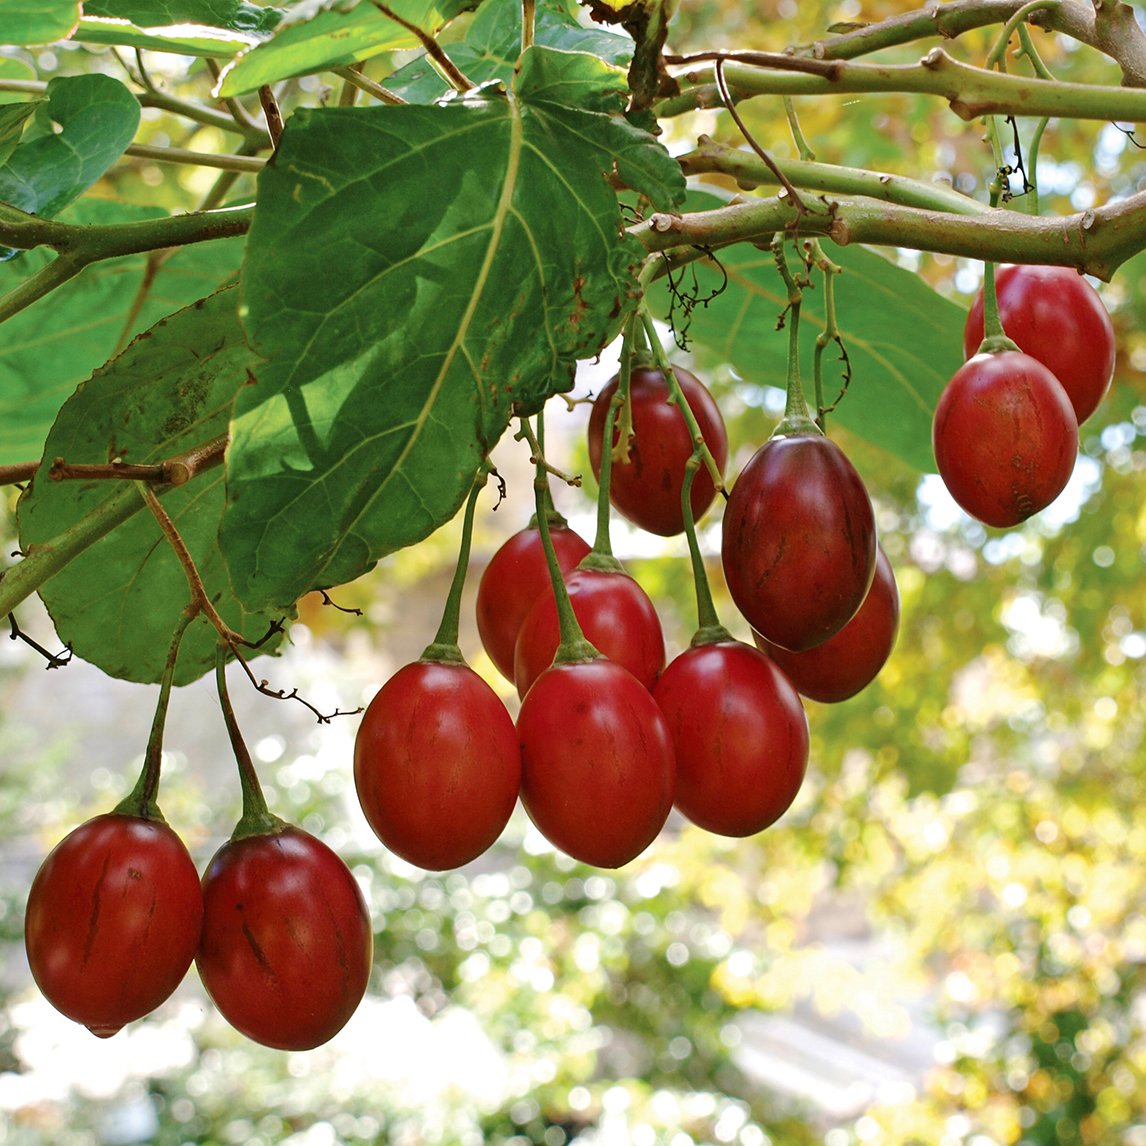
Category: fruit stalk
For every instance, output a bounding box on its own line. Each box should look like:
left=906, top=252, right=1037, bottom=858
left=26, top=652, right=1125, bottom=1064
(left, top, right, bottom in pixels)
left=421, top=465, right=489, bottom=664
left=679, top=457, right=732, bottom=645
left=215, top=650, right=283, bottom=840
left=113, top=608, right=197, bottom=821
left=769, top=237, right=822, bottom=437
left=582, top=320, right=630, bottom=570
left=517, top=417, right=599, bottom=665
left=638, top=308, right=726, bottom=493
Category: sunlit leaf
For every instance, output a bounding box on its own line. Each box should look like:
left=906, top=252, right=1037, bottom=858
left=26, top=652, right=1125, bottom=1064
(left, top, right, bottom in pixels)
left=215, top=0, right=472, bottom=97
left=71, top=16, right=259, bottom=55
left=225, top=47, right=683, bottom=612
left=82, top=0, right=280, bottom=32
left=384, top=0, right=631, bottom=103
left=0, top=0, right=80, bottom=44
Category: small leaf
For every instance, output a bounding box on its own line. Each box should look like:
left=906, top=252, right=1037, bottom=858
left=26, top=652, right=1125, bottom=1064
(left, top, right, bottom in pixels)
left=514, top=46, right=685, bottom=207
left=0, top=201, right=245, bottom=466
left=650, top=193, right=965, bottom=472
left=215, top=0, right=468, bottom=97
left=0, top=0, right=81, bottom=45
left=0, top=101, right=42, bottom=168
left=0, top=75, right=140, bottom=219
left=17, top=285, right=285, bottom=686
left=384, top=0, right=631, bottom=103
left=226, top=74, right=675, bottom=611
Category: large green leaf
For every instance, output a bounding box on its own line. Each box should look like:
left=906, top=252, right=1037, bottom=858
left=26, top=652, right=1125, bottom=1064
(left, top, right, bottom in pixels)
left=226, top=45, right=684, bottom=612
left=0, top=201, right=245, bottom=465
left=651, top=193, right=966, bottom=472
left=0, top=75, right=140, bottom=218
left=0, top=0, right=80, bottom=45
left=215, top=0, right=471, bottom=97
left=384, top=0, right=631, bottom=103
left=83, top=0, right=279, bottom=32
left=17, top=286, right=285, bottom=686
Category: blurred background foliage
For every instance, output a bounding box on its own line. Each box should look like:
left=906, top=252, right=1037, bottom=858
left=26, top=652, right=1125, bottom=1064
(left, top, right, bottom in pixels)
left=2, top=0, right=1146, bottom=1143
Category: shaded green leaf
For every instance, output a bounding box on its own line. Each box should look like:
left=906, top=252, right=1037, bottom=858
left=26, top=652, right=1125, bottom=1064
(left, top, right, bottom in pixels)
left=227, top=63, right=678, bottom=610
left=82, top=0, right=280, bottom=33
left=0, top=201, right=244, bottom=466
left=0, top=0, right=80, bottom=45
left=0, top=75, right=140, bottom=218
left=651, top=193, right=964, bottom=472
left=0, top=101, right=41, bottom=168
left=384, top=0, right=631, bottom=104
left=215, top=0, right=468, bottom=97
left=17, top=285, right=285, bottom=686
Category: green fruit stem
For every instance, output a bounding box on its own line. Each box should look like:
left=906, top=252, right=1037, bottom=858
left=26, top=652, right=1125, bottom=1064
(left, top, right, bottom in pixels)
left=977, top=135, right=1025, bottom=358
left=770, top=237, right=823, bottom=439
left=581, top=319, right=628, bottom=573
left=679, top=458, right=733, bottom=647
left=810, top=241, right=845, bottom=432
left=519, top=416, right=600, bottom=666
left=637, top=308, right=726, bottom=494
left=113, top=607, right=197, bottom=821
left=216, top=649, right=284, bottom=841
left=421, top=464, right=489, bottom=664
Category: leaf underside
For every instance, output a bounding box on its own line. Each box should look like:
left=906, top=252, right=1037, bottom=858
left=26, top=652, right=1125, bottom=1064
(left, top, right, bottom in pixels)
left=0, top=201, right=245, bottom=466
left=17, top=286, right=287, bottom=686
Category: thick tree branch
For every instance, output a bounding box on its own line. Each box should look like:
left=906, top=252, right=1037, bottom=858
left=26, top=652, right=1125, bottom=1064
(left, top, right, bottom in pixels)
left=0, top=205, right=253, bottom=325
left=804, top=0, right=1146, bottom=88
left=659, top=48, right=1146, bottom=120
left=680, top=136, right=988, bottom=216
left=630, top=188, right=1146, bottom=281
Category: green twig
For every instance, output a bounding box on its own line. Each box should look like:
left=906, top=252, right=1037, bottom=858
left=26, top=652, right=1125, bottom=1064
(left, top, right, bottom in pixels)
left=0, top=205, right=253, bottom=325
left=123, top=143, right=265, bottom=173
left=986, top=1, right=1057, bottom=71
left=679, top=137, right=988, bottom=215
left=784, top=97, right=816, bottom=161
left=332, top=65, right=407, bottom=106
left=366, top=0, right=475, bottom=92
left=806, top=0, right=1146, bottom=87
